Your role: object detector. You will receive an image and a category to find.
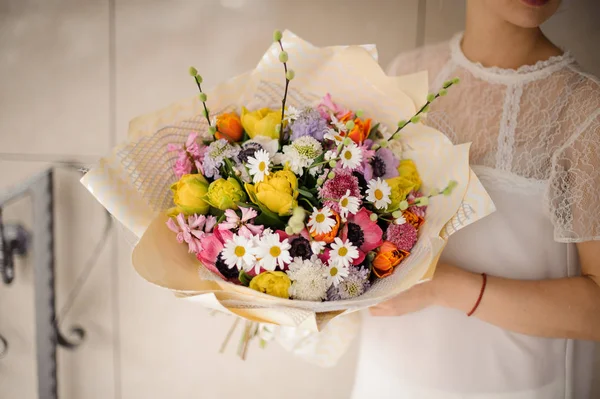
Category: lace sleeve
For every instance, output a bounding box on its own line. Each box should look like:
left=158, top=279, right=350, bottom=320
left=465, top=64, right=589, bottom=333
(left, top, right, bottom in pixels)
left=548, top=108, right=600, bottom=243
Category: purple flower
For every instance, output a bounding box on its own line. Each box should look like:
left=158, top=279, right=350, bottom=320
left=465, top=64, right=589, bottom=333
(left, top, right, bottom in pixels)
left=290, top=108, right=329, bottom=141
left=363, top=148, right=400, bottom=180
left=327, top=267, right=370, bottom=300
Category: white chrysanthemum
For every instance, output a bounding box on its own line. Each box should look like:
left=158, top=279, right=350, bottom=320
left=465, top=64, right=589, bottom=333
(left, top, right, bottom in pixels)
left=255, top=232, right=292, bottom=273
left=307, top=207, right=336, bottom=235
left=324, top=128, right=345, bottom=144
left=325, top=262, right=349, bottom=288
left=329, top=237, right=360, bottom=268
left=277, top=136, right=323, bottom=176
left=339, top=143, right=363, bottom=170
left=287, top=256, right=329, bottom=301
left=395, top=214, right=407, bottom=225
left=338, top=190, right=360, bottom=219
left=310, top=240, right=326, bottom=255
left=222, top=234, right=256, bottom=270
left=366, top=178, right=392, bottom=209
left=247, top=149, right=271, bottom=183
left=284, top=106, right=302, bottom=122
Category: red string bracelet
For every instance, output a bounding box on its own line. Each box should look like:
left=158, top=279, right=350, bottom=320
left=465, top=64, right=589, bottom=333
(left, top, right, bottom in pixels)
left=467, top=273, right=487, bottom=317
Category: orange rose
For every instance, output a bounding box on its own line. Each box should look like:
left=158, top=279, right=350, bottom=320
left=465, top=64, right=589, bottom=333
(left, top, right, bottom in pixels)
left=340, top=112, right=371, bottom=144
left=403, top=210, right=424, bottom=229
left=216, top=112, right=243, bottom=142
left=372, top=241, right=409, bottom=278
left=311, top=210, right=341, bottom=244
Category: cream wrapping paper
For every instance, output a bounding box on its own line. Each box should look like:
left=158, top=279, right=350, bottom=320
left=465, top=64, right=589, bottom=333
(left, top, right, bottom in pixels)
left=81, top=31, right=495, bottom=363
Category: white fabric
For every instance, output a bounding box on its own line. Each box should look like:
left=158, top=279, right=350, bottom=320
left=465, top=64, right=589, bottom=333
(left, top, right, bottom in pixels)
left=352, top=33, right=599, bottom=398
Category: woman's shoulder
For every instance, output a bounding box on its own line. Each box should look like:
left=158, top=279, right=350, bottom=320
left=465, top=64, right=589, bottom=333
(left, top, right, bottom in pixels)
left=386, top=40, right=452, bottom=79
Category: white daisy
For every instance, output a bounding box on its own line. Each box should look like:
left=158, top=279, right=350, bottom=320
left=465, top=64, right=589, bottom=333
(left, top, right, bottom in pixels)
left=307, top=207, right=336, bottom=235
left=284, top=106, right=302, bottom=122
left=329, top=237, right=360, bottom=268
left=324, top=128, right=345, bottom=144
left=324, top=262, right=349, bottom=288
left=339, top=143, right=363, bottom=170
left=255, top=232, right=292, bottom=273
left=338, top=190, right=361, bottom=219
left=247, top=149, right=271, bottom=183
left=330, top=114, right=348, bottom=132
left=310, top=240, right=326, bottom=255
left=395, top=214, right=407, bottom=225
left=222, top=234, right=256, bottom=270
left=366, top=178, right=392, bottom=209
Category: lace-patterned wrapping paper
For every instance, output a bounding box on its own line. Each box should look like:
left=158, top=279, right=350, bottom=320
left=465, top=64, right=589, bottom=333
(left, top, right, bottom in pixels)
left=81, top=32, right=495, bottom=341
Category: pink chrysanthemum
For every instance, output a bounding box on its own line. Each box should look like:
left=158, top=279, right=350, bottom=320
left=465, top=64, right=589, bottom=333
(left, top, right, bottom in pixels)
left=319, top=169, right=361, bottom=213
left=407, top=191, right=427, bottom=218
left=386, top=223, right=418, bottom=252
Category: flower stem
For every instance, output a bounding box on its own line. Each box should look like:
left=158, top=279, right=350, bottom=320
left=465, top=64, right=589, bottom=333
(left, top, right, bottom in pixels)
left=277, top=40, right=290, bottom=146
left=193, top=76, right=213, bottom=128
left=387, top=80, right=458, bottom=142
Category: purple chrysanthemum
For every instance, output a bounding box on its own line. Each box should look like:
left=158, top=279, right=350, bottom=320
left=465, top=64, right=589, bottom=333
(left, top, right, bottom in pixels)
left=290, top=108, right=329, bottom=141
left=407, top=191, right=427, bottom=218
left=386, top=223, right=418, bottom=252
left=318, top=170, right=361, bottom=213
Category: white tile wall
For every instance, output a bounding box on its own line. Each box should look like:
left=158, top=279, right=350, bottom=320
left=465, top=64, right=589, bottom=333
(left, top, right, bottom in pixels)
left=1, top=1, right=598, bottom=398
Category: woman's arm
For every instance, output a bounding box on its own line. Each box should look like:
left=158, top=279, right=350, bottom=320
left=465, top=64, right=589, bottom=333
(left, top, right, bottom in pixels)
left=370, top=241, right=600, bottom=341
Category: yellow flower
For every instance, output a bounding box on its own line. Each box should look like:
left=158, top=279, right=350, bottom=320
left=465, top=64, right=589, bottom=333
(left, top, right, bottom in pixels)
left=245, top=170, right=298, bottom=216
left=168, top=174, right=210, bottom=216
left=397, top=159, right=422, bottom=190
left=385, top=160, right=422, bottom=211
left=206, top=177, right=247, bottom=210
left=241, top=107, right=282, bottom=139
left=249, top=271, right=291, bottom=299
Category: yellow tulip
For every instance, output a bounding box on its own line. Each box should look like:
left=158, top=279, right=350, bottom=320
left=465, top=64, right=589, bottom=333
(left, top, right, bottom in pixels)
left=206, top=177, right=247, bottom=211
left=249, top=271, right=291, bottom=299
left=241, top=107, right=282, bottom=139
left=245, top=170, right=298, bottom=216
left=168, top=174, right=210, bottom=216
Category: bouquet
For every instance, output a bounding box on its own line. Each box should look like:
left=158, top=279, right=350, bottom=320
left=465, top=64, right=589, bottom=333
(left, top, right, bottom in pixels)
left=82, top=31, right=494, bottom=362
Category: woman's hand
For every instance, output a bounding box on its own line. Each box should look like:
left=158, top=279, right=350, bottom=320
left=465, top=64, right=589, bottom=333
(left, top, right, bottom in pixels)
left=369, top=263, right=481, bottom=317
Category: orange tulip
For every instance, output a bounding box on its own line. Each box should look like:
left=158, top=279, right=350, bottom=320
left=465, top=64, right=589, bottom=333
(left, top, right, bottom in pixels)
left=339, top=112, right=372, bottom=144
left=215, top=112, right=244, bottom=142
left=311, top=210, right=341, bottom=244
left=403, top=210, right=424, bottom=229
left=372, top=241, right=409, bottom=278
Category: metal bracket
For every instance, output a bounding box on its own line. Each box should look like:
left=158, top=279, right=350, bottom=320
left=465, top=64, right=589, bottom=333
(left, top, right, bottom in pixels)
left=0, top=168, right=85, bottom=399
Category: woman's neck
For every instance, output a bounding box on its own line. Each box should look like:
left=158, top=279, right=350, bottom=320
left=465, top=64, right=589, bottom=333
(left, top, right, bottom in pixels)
left=462, top=4, right=563, bottom=69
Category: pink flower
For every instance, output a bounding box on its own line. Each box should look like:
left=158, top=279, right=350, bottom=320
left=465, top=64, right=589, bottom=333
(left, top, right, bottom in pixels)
left=340, top=208, right=384, bottom=265
left=319, top=169, right=361, bottom=213
left=317, top=93, right=348, bottom=121
left=407, top=191, right=427, bottom=218
left=218, top=207, right=263, bottom=238
left=166, top=213, right=212, bottom=254
left=196, top=228, right=234, bottom=279
left=168, top=132, right=205, bottom=178
left=386, top=223, right=418, bottom=252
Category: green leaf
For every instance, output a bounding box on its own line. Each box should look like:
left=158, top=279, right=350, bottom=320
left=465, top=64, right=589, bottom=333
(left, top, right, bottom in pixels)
left=209, top=207, right=225, bottom=218
left=309, top=153, right=325, bottom=168
left=237, top=201, right=259, bottom=210
left=239, top=270, right=253, bottom=287
left=255, top=211, right=286, bottom=230
left=368, top=122, right=381, bottom=140
left=297, top=188, right=314, bottom=198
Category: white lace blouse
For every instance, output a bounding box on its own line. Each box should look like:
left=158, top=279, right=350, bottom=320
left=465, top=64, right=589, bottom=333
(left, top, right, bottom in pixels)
left=351, top=33, right=600, bottom=399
